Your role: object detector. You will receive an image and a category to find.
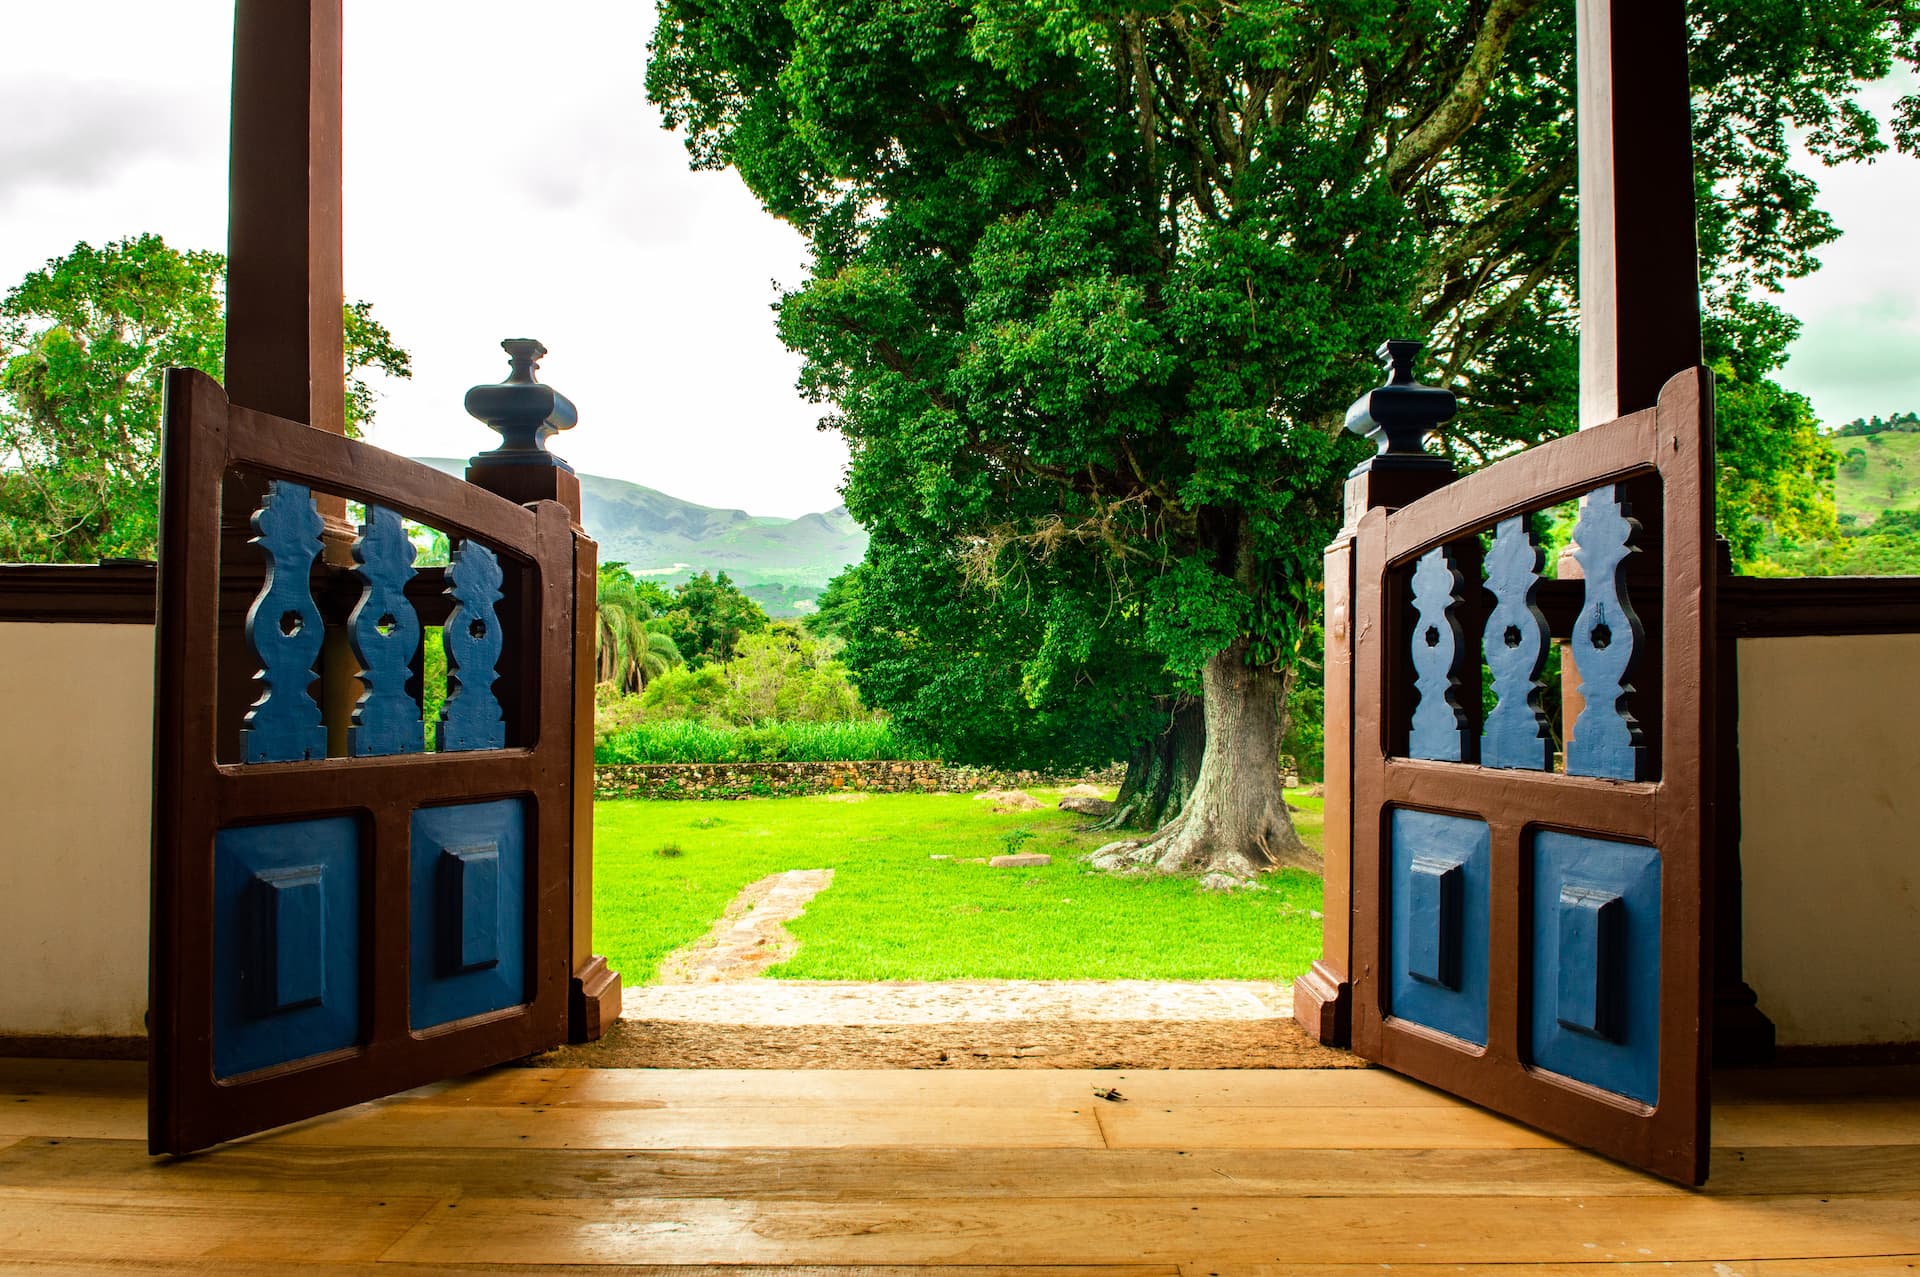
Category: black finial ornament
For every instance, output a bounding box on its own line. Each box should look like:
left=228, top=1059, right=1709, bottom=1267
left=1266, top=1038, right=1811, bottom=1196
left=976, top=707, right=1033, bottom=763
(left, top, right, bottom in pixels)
left=465, top=338, right=578, bottom=471
left=1344, top=339, right=1457, bottom=477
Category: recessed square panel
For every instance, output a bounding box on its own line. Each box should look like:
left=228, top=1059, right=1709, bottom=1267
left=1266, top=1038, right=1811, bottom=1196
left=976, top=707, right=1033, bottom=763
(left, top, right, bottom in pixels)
left=1388, top=809, right=1490, bottom=1046
left=1528, top=832, right=1662, bottom=1105
left=213, top=817, right=363, bottom=1079
left=410, top=799, right=527, bottom=1030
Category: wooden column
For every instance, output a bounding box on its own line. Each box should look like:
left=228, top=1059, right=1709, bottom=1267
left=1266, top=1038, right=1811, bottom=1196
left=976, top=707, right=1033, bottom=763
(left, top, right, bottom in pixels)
left=1294, top=343, right=1457, bottom=1046
left=463, top=341, right=619, bottom=1044
left=1576, top=0, right=1772, bottom=1062
left=1576, top=0, right=1703, bottom=427
left=217, top=0, right=354, bottom=761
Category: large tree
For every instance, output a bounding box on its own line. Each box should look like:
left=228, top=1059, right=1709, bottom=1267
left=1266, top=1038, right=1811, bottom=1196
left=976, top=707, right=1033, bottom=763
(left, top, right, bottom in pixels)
left=649, top=0, right=1917, bottom=878
left=0, top=234, right=411, bottom=563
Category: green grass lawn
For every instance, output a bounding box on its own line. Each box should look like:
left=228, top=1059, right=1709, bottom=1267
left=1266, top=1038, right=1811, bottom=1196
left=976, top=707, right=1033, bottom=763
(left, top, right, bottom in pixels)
left=594, top=789, right=1325, bottom=985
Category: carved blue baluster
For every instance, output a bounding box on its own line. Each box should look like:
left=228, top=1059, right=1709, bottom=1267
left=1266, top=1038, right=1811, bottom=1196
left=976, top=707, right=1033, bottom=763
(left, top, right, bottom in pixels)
left=347, top=504, right=423, bottom=756
left=1567, top=486, right=1647, bottom=780
left=440, top=540, right=506, bottom=751
left=1480, top=517, right=1552, bottom=770
left=241, top=481, right=329, bottom=763
left=1408, top=544, right=1472, bottom=762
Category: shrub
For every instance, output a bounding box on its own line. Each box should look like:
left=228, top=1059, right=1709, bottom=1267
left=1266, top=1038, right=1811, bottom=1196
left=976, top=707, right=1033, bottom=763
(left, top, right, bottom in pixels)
left=594, top=718, right=908, bottom=764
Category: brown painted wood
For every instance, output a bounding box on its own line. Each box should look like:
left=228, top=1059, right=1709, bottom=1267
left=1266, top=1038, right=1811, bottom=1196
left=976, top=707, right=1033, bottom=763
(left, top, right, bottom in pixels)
left=0, top=563, right=156, bottom=623
left=1720, top=576, right=1920, bottom=637
left=147, top=370, right=575, bottom=1155
left=1576, top=0, right=1702, bottom=429
left=463, top=449, right=620, bottom=1043
left=1298, top=461, right=1458, bottom=1046
left=1350, top=368, right=1716, bottom=1184
left=225, top=0, right=345, bottom=441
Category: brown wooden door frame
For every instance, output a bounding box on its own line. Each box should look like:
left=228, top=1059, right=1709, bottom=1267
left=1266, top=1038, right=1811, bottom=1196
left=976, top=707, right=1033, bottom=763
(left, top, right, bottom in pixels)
left=150, top=369, right=577, bottom=1155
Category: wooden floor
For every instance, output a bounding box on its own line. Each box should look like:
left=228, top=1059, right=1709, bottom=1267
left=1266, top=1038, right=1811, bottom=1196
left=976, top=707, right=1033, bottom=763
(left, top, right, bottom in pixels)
left=0, top=1060, right=1916, bottom=1273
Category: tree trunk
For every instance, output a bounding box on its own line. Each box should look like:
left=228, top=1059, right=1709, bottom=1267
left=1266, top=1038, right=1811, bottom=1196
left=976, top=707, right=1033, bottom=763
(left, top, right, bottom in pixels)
left=1095, top=695, right=1204, bottom=831
left=1091, top=639, right=1315, bottom=882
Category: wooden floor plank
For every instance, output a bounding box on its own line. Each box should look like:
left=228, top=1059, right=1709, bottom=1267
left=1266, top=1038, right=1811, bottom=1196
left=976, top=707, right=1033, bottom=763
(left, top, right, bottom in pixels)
left=266, top=1102, right=1107, bottom=1150
left=8, top=1137, right=1919, bottom=1201
left=1715, top=1101, right=1920, bottom=1147
left=3, top=1265, right=1178, bottom=1277
left=0, top=1094, right=144, bottom=1141
left=1094, top=1102, right=1569, bottom=1149
left=406, top=1066, right=1445, bottom=1111
left=0, top=1187, right=439, bottom=1265
left=380, top=1194, right=1920, bottom=1267
left=1185, top=1263, right=1920, bottom=1276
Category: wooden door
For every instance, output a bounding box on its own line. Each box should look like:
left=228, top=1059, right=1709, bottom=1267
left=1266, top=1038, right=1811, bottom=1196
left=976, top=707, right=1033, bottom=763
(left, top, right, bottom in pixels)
left=149, top=369, right=578, bottom=1154
left=1348, top=368, right=1716, bottom=1184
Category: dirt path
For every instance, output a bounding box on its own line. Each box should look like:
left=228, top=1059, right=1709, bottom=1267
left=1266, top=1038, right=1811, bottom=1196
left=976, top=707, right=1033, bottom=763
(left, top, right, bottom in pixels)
left=655, top=869, right=835, bottom=983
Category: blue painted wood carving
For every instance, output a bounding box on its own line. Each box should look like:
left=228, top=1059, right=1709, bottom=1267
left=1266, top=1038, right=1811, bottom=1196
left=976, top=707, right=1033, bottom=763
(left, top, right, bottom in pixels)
left=1528, top=832, right=1662, bottom=1104
left=347, top=504, right=424, bottom=756
left=437, top=844, right=503, bottom=974
left=240, top=481, right=328, bottom=763
left=214, top=816, right=362, bottom=1079
left=1389, top=809, right=1490, bottom=1046
left=411, top=800, right=527, bottom=1030
left=249, top=866, right=327, bottom=1016
left=1408, top=545, right=1472, bottom=762
left=1567, top=486, right=1647, bottom=780
left=1480, top=517, right=1551, bottom=770
left=1407, top=855, right=1464, bottom=990
left=440, top=540, right=506, bottom=751
left=1557, top=885, right=1626, bottom=1040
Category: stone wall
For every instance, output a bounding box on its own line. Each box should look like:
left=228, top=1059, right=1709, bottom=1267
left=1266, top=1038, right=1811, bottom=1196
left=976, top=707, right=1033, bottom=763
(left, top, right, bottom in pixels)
left=593, top=760, right=1125, bottom=801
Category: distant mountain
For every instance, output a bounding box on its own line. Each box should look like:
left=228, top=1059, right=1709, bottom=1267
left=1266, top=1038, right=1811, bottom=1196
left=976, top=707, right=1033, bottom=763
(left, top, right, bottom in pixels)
left=416, top=458, right=866, bottom=617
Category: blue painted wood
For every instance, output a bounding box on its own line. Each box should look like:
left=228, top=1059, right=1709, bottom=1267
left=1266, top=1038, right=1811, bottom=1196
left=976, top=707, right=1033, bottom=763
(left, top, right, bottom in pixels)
left=1389, top=809, right=1490, bottom=1046
left=411, top=799, right=527, bottom=1030
left=347, top=504, right=424, bottom=757
left=1480, top=516, right=1552, bottom=770
left=438, top=844, right=503, bottom=973
left=1408, top=545, right=1472, bottom=762
left=253, top=866, right=327, bottom=1014
left=213, top=816, right=362, bottom=1079
left=240, top=481, right=328, bottom=763
left=1567, top=487, right=1648, bottom=779
left=1529, top=832, right=1662, bottom=1105
left=1407, top=855, right=1464, bottom=990
left=440, top=540, right=506, bottom=752
left=1557, top=885, right=1626, bottom=1040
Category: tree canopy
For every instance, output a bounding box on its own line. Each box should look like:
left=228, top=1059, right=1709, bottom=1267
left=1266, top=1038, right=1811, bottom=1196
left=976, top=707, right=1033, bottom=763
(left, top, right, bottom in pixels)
left=649, top=0, right=1916, bottom=876
left=0, top=234, right=412, bottom=563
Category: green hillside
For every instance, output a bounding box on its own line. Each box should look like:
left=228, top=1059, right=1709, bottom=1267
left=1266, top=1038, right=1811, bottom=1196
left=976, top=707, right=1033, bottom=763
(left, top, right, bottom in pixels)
left=416, top=459, right=866, bottom=617
left=1830, top=430, right=1920, bottom=523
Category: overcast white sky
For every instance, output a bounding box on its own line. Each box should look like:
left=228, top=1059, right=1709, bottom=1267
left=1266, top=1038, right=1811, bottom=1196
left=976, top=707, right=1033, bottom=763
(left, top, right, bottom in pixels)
left=2, top=5, right=1916, bottom=518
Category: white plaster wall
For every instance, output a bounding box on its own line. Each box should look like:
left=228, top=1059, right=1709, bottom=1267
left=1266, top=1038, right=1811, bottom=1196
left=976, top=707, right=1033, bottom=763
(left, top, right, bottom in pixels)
left=0, top=623, right=153, bottom=1038
left=1739, top=633, right=1920, bottom=1047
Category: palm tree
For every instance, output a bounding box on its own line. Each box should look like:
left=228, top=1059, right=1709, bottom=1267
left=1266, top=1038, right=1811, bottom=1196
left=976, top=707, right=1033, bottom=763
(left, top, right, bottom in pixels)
left=596, top=566, right=684, bottom=693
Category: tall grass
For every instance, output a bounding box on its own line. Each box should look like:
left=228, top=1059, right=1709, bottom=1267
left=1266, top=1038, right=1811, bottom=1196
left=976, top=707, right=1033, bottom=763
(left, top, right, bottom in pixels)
left=595, top=718, right=910, bottom=765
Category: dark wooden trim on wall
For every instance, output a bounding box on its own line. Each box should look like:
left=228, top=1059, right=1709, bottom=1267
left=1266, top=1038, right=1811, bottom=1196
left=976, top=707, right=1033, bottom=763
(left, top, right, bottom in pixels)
left=0, top=563, right=158, bottom=624
left=1721, top=577, right=1920, bottom=639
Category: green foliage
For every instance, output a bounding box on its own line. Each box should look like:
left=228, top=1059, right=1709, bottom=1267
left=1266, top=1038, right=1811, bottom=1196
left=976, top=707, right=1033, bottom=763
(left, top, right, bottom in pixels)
left=0, top=234, right=411, bottom=563
left=648, top=0, right=1912, bottom=785
left=594, top=791, right=1324, bottom=984
left=655, top=569, right=770, bottom=669
left=594, top=717, right=904, bottom=764
left=596, top=560, right=685, bottom=692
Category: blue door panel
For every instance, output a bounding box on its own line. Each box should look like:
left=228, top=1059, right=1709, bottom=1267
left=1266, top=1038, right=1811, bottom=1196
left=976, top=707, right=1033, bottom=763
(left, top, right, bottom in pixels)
left=213, top=817, right=363, bottom=1079
left=1528, top=832, right=1662, bottom=1105
left=410, top=799, right=528, bottom=1030
left=1388, top=809, right=1490, bottom=1046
